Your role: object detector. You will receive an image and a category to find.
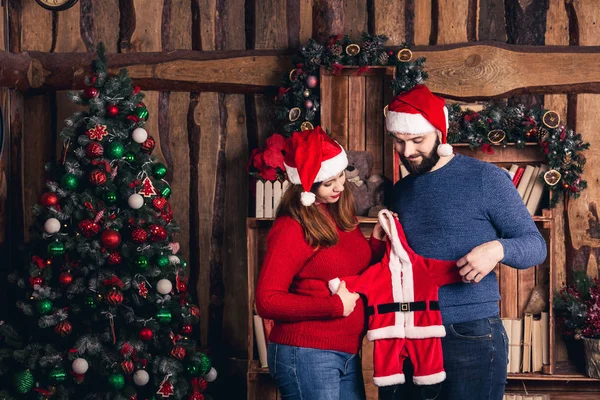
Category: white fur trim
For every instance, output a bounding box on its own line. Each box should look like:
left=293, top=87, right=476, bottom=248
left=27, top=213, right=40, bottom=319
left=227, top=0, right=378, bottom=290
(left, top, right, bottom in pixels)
left=413, top=371, right=446, bottom=385
left=328, top=278, right=341, bottom=294
left=300, top=191, right=316, bottom=206
left=374, top=374, right=406, bottom=387
left=437, top=143, right=453, bottom=157
left=405, top=325, right=447, bottom=339
left=366, top=325, right=406, bottom=341
left=284, top=148, right=348, bottom=185
left=386, top=106, right=449, bottom=134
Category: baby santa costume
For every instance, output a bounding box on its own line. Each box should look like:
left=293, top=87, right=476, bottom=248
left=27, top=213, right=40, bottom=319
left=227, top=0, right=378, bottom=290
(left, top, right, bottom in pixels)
left=329, top=209, right=463, bottom=387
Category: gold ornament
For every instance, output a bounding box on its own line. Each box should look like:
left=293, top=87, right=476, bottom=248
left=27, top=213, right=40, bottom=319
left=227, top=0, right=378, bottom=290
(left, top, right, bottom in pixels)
left=300, top=121, right=314, bottom=131
left=544, top=170, right=562, bottom=186
left=542, top=110, right=560, bottom=129
left=397, top=48, right=413, bottom=62
left=303, top=89, right=310, bottom=97
left=288, top=107, right=301, bottom=122
left=383, top=105, right=388, bottom=117
left=289, top=69, right=298, bottom=82
left=487, top=129, right=506, bottom=144
left=345, top=44, right=361, bottom=56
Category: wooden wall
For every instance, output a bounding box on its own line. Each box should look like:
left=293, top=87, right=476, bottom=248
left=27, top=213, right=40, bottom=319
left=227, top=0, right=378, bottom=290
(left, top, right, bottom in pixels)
left=1, top=0, right=600, bottom=395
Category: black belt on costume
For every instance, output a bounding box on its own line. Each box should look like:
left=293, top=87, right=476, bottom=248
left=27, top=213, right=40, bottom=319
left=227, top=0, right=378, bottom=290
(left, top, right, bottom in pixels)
left=366, top=301, right=440, bottom=316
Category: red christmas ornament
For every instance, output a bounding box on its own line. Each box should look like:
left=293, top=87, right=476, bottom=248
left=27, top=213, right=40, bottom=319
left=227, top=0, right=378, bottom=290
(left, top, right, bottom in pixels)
left=108, top=252, right=122, bottom=265
left=83, top=87, right=99, bottom=99
left=153, top=197, right=167, bottom=210
left=149, top=224, right=168, bottom=242
left=89, top=75, right=97, bottom=85
left=189, top=305, right=200, bottom=317
left=170, top=345, right=186, bottom=360
left=101, top=229, right=121, bottom=249
left=195, top=378, right=207, bottom=391
left=177, top=281, right=187, bottom=293
left=138, top=281, right=148, bottom=298
left=141, top=136, right=156, bottom=154
left=139, top=177, right=157, bottom=197
left=40, top=192, right=60, bottom=207
left=59, top=271, right=73, bottom=286
left=131, top=228, right=148, bottom=243
left=181, top=325, right=193, bottom=335
left=105, top=288, right=124, bottom=305
left=106, top=104, right=119, bottom=117
left=86, top=142, right=104, bottom=158
left=163, top=214, right=173, bottom=224
left=133, top=86, right=141, bottom=94
left=157, top=378, right=175, bottom=397
left=127, top=115, right=139, bottom=123
left=86, top=125, right=109, bottom=141
left=90, top=169, right=107, bottom=186
left=78, top=219, right=101, bottom=237
left=121, top=359, right=135, bottom=375
left=139, top=327, right=153, bottom=341
left=306, top=75, right=318, bottom=88
left=54, top=320, right=72, bottom=336
left=188, top=394, right=204, bottom=400
left=29, top=276, right=43, bottom=287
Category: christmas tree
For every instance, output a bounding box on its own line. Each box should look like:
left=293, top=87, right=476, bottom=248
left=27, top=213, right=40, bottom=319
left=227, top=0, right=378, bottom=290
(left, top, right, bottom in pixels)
left=0, top=44, right=215, bottom=400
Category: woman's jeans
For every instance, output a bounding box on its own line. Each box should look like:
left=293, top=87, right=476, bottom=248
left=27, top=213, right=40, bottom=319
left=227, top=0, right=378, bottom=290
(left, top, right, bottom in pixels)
left=267, top=343, right=366, bottom=400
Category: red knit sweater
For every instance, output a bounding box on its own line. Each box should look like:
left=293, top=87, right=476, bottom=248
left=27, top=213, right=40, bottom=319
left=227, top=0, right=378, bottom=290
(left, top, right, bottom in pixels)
left=256, top=212, right=385, bottom=354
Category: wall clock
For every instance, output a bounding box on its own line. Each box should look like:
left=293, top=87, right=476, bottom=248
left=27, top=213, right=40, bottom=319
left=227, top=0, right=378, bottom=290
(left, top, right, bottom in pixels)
left=35, top=0, right=79, bottom=11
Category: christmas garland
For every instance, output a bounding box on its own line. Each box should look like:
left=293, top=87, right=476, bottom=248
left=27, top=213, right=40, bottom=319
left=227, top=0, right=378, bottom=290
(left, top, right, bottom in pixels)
left=247, top=32, right=590, bottom=207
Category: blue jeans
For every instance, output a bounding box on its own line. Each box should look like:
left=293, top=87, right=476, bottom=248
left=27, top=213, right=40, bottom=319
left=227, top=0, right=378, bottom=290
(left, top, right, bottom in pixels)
left=267, top=343, right=366, bottom=400
left=379, top=315, right=508, bottom=400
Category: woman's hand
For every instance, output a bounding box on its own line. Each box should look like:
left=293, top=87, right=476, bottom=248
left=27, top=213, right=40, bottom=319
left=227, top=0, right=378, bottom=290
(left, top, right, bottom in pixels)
left=371, top=212, right=398, bottom=241
left=336, top=281, right=360, bottom=317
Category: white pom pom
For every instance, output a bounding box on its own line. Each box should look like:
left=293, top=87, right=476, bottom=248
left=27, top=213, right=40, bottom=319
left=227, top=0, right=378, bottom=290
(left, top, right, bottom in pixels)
left=128, top=193, right=144, bottom=209
left=168, top=255, right=180, bottom=265
left=437, top=143, right=453, bottom=157
left=156, top=279, right=173, bottom=295
left=133, top=369, right=150, bottom=386
left=72, top=358, right=89, bottom=374
left=205, top=367, right=217, bottom=382
left=300, top=191, right=316, bottom=206
left=44, top=218, right=61, bottom=234
left=132, top=127, right=148, bottom=144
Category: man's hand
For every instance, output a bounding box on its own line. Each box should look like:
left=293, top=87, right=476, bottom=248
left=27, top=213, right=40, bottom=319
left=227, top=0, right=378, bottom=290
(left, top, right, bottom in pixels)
left=456, top=240, right=504, bottom=283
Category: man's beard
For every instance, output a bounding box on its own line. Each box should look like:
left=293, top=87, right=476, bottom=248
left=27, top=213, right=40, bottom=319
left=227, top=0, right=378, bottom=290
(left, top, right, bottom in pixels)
left=400, top=136, right=441, bottom=176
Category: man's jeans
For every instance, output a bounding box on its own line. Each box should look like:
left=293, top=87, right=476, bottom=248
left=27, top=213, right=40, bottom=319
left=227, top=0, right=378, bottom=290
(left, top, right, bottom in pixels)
left=267, top=343, right=366, bottom=400
left=379, top=315, right=508, bottom=400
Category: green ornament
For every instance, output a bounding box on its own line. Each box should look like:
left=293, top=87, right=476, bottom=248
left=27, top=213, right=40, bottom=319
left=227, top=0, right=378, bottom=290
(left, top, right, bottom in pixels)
left=156, top=255, right=170, bottom=268
left=105, top=191, right=118, bottom=204
left=181, top=260, right=188, bottom=269
left=49, top=368, right=67, bottom=383
left=152, top=163, right=168, bottom=179
left=36, top=299, right=53, bottom=314
left=160, top=186, right=172, bottom=199
left=62, top=173, right=78, bottom=190
left=84, top=295, right=97, bottom=309
left=108, top=142, right=125, bottom=159
left=156, top=308, right=172, bottom=324
left=135, top=106, right=149, bottom=120
left=199, top=353, right=212, bottom=375
left=13, top=370, right=34, bottom=394
left=48, top=241, right=65, bottom=256
left=125, top=152, right=136, bottom=163
left=108, top=373, right=125, bottom=390
left=186, top=362, right=201, bottom=376
left=135, top=255, right=149, bottom=270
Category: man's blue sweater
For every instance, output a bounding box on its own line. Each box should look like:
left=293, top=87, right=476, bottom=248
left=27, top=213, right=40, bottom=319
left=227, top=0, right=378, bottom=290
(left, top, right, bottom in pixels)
left=391, top=154, right=547, bottom=324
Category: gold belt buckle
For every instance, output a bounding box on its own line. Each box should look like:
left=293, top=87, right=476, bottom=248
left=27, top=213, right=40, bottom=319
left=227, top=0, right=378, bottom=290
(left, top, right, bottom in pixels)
left=400, top=303, right=409, bottom=312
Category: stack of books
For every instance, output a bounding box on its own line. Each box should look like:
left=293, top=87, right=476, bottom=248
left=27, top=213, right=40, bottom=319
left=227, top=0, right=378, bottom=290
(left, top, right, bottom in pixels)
left=503, top=395, right=550, bottom=400
left=503, top=164, right=549, bottom=216
left=502, top=312, right=550, bottom=374
left=253, top=312, right=274, bottom=368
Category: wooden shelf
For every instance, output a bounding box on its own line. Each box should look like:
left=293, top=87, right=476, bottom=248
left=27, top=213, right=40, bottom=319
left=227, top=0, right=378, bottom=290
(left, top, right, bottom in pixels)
left=508, top=362, right=599, bottom=381
left=248, top=360, right=270, bottom=375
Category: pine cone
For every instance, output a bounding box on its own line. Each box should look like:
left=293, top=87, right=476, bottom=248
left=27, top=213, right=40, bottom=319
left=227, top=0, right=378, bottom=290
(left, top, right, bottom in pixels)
left=377, top=52, right=389, bottom=65
left=309, top=57, right=322, bottom=67
left=328, top=44, right=343, bottom=57
left=501, top=116, right=520, bottom=132
left=363, top=41, right=377, bottom=56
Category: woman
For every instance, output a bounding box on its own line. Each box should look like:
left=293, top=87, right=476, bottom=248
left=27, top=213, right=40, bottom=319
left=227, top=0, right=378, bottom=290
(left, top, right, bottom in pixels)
left=256, top=126, right=385, bottom=399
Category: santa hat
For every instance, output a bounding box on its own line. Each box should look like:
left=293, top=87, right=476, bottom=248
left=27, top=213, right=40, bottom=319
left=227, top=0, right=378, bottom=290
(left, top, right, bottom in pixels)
left=385, top=84, right=453, bottom=157
left=284, top=126, right=348, bottom=206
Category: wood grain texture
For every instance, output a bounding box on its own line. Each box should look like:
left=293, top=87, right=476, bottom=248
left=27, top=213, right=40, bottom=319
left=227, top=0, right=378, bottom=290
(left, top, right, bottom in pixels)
left=20, top=0, right=52, bottom=52
left=88, top=0, right=120, bottom=52
left=413, top=0, right=432, bottom=45
left=500, top=263, right=518, bottom=318
left=365, top=74, right=383, bottom=176
left=343, top=0, right=367, bottom=42
left=347, top=76, right=365, bottom=151
left=437, top=0, right=469, bottom=44
left=254, top=0, right=287, bottom=50
left=478, top=0, right=506, bottom=41
left=313, top=0, right=344, bottom=43
left=0, top=2, right=5, bottom=51
left=194, top=0, right=216, bottom=51
left=372, top=0, right=405, bottom=46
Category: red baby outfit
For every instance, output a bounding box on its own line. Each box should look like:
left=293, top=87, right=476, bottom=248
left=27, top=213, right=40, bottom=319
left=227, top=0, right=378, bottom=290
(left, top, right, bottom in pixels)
left=329, top=209, right=463, bottom=386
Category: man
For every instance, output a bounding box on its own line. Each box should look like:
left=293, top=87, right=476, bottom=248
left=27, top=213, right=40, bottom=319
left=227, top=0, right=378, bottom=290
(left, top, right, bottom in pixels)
left=380, top=85, right=547, bottom=400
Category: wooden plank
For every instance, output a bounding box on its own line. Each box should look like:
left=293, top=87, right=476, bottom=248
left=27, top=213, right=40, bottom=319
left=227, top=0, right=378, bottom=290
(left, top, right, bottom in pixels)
left=347, top=76, right=365, bottom=151
left=254, top=0, right=287, bottom=50
left=453, top=144, right=545, bottom=164
left=329, top=76, right=349, bottom=148
left=298, top=0, right=312, bottom=45
left=365, top=74, right=384, bottom=176
left=195, top=0, right=216, bottom=51
left=437, top=0, right=469, bottom=44
left=313, top=0, right=344, bottom=43
left=478, top=0, right=506, bottom=42
left=21, top=0, right=52, bottom=52
left=413, top=1, right=432, bottom=45
left=86, top=0, right=120, bottom=52
left=517, top=268, right=535, bottom=318
left=320, top=72, right=333, bottom=138
left=163, top=0, right=193, bottom=51
left=343, top=0, right=367, bottom=42
left=361, top=337, right=377, bottom=400
left=500, top=263, right=518, bottom=318
left=0, top=1, right=5, bottom=51
left=0, top=90, right=8, bottom=246
left=373, top=0, right=405, bottom=46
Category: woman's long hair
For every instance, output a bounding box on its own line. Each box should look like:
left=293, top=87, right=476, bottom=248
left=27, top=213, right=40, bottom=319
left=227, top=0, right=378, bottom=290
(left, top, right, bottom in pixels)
left=276, top=179, right=358, bottom=248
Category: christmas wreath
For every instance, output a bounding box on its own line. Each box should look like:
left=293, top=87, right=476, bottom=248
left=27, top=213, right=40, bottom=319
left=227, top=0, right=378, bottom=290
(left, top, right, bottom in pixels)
left=247, top=33, right=589, bottom=207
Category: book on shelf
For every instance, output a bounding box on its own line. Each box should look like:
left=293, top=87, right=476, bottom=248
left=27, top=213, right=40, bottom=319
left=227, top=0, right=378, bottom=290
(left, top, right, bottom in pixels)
left=526, top=164, right=548, bottom=216
left=522, top=313, right=533, bottom=373
left=512, top=166, right=525, bottom=187
left=532, top=316, right=543, bottom=372
left=523, top=166, right=539, bottom=204
left=541, top=311, right=549, bottom=365
left=253, top=314, right=268, bottom=368
left=516, top=165, right=535, bottom=198
left=503, top=395, right=549, bottom=400
left=502, top=318, right=523, bottom=374
left=507, top=164, right=519, bottom=180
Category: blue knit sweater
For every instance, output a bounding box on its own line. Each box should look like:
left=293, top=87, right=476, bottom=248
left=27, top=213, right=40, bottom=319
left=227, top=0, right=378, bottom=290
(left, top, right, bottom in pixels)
left=391, top=154, right=547, bottom=324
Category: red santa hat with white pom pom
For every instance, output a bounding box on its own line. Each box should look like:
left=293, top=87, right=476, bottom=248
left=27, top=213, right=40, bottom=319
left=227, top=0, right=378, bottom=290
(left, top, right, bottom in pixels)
left=385, top=84, right=453, bottom=157
left=284, top=126, right=348, bottom=207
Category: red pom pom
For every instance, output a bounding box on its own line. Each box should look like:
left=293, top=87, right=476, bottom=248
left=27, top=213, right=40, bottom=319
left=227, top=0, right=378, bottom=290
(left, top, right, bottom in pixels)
left=105, top=288, right=124, bottom=305
left=131, top=228, right=148, bottom=243
left=189, top=305, right=200, bottom=317
left=181, top=324, right=193, bottom=335
left=54, top=320, right=72, bottom=336
left=83, top=87, right=99, bottom=99
left=86, top=142, right=104, bottom=158
left=78, top=219, right=101, bottom=238
left=141, top=136, right=156, bottom=154
left=149, top=224, right=167, bottom=242
left=108, top=252, right=122, bottom=265
left=40, top=192, right=60, bottom=207
left=106, top=104, right=119, bottom=117
left=139, top=327, right=153, bottom=341
left=101, top=229, right=122, bottom=249
left=29, top=276, right=43, bottom=287
left=121, top=360, right=134, bottom=374
left=59, top=271, right=73, bottom=286
left=90, top=169, right=107, bottom=186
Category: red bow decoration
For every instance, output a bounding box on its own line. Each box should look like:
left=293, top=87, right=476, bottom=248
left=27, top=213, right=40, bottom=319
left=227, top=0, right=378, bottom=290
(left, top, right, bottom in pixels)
left=32, top=255, right=46, bottom=269
left=129, top=179, right=142, bottom=188
left=332, top=62, right=344, bottom=76
left=169, top=331, right=183, bottom=345
left=91, top=159, right=112, bottom=173
left=329, top=34, right=342, bottom=45
left=102, top=276, right=125, bottom=289
left=356, top=66, right=371, bottom=75
left=481, top=143, right=495, bottom=154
